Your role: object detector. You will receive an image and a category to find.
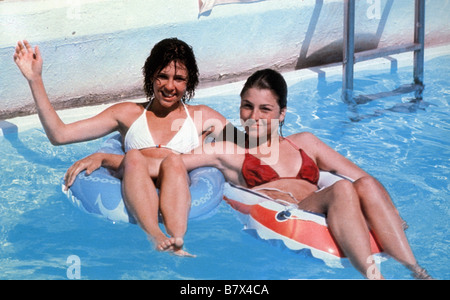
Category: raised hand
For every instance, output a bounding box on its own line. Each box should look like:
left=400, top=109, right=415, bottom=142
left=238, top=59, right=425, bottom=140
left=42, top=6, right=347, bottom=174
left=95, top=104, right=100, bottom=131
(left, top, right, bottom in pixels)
left=13, top=40, right=43, bottom=82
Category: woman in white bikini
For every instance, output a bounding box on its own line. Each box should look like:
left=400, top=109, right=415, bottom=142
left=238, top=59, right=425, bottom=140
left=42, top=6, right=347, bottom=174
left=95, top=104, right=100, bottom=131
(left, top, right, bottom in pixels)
left=14, top=38, right=229, bottom=256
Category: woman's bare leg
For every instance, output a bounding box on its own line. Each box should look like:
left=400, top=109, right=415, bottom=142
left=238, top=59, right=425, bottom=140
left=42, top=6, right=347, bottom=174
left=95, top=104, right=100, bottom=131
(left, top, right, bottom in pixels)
left=121, top=150, right=168, bottom=250
left=353, top=176, right=430, bottom=278
left=298, top=180, right=383, bottom=279
left=157, top=154, right=194, bottom=256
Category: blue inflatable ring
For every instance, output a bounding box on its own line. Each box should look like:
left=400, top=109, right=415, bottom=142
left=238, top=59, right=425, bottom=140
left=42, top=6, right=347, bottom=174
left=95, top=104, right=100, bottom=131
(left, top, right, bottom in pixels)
left=62, top=134, right=225, bottom=223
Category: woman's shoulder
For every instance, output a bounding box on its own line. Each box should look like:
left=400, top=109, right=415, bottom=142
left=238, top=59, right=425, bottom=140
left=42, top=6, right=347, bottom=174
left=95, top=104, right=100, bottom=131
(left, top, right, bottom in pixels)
left=107, top=101, right=148, bottom=116
left=285, top=131, right=327, bottom=157
left=112, top=101, right=147, bottom=111
left=187, top=104, right=224, bottom=118
left=286, top=131, right=319, bottom=144
left=186, top=103, right=228, bottom=131
left=105, top=101, right=148, bottom=125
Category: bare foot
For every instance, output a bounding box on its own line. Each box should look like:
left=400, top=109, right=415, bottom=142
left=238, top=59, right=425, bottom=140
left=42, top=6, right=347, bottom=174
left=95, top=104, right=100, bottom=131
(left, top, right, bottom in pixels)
left=155, top=236, right=196, bottom=257
left=408, top=264, right=433, bottom=280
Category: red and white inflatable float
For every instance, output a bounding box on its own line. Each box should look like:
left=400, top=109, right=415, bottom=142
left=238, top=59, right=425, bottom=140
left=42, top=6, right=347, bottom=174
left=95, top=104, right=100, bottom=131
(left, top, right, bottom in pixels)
left=223, top=171, right=386, bottom=268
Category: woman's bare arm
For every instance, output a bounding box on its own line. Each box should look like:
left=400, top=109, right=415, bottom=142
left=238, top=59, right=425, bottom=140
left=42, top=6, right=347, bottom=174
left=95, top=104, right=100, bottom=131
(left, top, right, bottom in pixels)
left=64, top=153, right=124, bottom=189
left=289, top=132, right=369, bottom=180
left=14, top=40, right=122, bottom=145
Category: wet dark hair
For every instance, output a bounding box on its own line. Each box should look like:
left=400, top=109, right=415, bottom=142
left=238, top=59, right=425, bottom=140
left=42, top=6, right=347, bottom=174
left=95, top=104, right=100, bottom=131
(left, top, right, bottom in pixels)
left=142, top=38, right=199, bottom=102
left=240, top=69, right=288, bottom=135
left=240, top=69, right=287, bottom=111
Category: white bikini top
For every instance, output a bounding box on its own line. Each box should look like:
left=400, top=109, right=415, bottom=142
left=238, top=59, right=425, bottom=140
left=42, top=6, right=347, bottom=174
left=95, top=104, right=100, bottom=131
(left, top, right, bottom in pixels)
left=124, top=101, right=199, bottom=153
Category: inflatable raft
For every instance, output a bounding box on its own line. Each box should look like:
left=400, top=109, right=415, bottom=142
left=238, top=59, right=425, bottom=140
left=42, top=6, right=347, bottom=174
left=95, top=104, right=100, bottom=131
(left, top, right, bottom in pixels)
left=223, top=171, right=386, bottom=268
left=62, top=134, right=225, bottom=223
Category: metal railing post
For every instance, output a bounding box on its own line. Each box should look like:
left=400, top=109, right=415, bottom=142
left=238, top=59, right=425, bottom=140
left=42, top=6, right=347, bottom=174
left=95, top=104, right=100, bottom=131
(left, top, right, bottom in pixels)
left=414, top=0, right=425, bottom=87
left=341, top=0, right=426, bottom=106
left=342, top=0, right=355, bottom=104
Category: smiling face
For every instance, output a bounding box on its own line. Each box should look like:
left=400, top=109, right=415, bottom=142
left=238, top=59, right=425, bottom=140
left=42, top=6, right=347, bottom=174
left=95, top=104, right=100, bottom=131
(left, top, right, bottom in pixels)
left=152, top=61, right=188, bottom=108
left=143, top=38, right=199, bottom=102
left=239, top=69, right=288, bottom=143
left=240, top=87, right=286, bottom=140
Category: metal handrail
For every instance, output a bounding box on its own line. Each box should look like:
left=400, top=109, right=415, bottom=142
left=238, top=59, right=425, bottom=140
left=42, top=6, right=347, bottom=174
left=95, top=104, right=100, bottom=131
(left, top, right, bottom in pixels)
left=342, top=0, right=425, bottom=104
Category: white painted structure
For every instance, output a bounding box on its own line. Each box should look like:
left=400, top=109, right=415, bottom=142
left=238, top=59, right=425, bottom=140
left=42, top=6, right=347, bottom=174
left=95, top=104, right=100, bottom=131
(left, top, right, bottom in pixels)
left=1, top=0, right=449, bottom=118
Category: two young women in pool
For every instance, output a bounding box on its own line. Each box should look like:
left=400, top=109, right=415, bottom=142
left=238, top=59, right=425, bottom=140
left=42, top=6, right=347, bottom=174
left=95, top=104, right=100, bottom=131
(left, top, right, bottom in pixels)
left=15, top=39, right=430, bottom=279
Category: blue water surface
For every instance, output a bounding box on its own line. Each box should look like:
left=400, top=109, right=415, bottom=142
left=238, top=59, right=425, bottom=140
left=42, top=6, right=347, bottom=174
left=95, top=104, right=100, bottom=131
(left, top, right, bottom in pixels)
left=0, top=54, right=448, bottom=280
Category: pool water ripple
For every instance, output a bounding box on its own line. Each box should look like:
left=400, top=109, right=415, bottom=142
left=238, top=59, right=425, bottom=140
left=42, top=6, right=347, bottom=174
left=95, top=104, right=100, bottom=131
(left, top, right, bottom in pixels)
left=0, top=55, right=449, bottom=279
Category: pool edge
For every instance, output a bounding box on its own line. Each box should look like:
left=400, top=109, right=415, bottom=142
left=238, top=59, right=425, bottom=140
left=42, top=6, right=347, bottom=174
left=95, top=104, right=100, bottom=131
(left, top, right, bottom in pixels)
left=2, top=44, right=449, bottom=137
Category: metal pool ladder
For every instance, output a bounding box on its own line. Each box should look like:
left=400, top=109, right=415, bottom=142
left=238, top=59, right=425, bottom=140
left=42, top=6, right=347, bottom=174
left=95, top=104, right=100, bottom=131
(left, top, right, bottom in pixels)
left=342, top=0, right=425, bottom=104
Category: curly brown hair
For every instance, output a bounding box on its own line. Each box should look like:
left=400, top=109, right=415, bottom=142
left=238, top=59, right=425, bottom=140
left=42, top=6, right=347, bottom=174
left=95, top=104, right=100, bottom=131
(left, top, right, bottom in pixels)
left=142, top=38, right=199, bottom=102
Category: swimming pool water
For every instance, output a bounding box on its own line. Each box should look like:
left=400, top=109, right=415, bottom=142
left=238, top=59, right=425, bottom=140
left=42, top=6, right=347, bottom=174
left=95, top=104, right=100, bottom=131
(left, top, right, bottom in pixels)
left=0, top=54, right=449, bottom=280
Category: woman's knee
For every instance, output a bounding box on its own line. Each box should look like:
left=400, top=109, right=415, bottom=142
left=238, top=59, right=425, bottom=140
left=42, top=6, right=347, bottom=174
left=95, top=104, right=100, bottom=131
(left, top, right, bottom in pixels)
left=161, top=154, right=184, bottom=170
left=329, top=180, right=360, bottom=209
left=353, top=175, right=398, bottom=215
left=123, top=149, right=144, bottom=172
left=332, top=180, right=357, bottom=198
left=353, top=176, right=379, bottom=195
left=160, top=154, right=187, bottom=178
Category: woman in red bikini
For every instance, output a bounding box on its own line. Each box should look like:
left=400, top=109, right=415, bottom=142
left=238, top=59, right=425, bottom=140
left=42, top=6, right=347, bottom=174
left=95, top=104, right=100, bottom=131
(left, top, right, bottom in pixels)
left=65, top=69, right=430, bottom=279
left=162, top=69, right=430, bottom=279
